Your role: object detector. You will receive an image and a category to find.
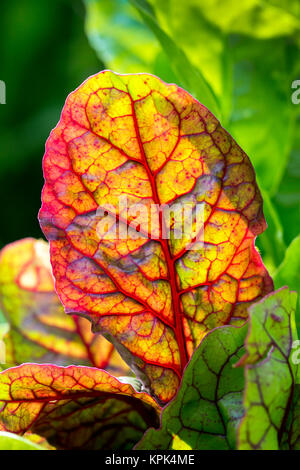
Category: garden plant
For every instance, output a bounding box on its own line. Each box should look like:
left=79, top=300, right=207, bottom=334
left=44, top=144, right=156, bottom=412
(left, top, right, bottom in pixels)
left=0, top=0, right=300, bottom=452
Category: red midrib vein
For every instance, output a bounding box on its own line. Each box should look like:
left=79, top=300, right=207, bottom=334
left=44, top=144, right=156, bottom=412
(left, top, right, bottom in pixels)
left=128, top=91, right=188, bottom=373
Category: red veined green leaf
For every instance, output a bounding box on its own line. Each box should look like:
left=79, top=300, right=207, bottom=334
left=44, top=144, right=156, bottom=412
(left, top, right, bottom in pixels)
left=237, top=288, right=298, bottom=450
left=0, top=238, right=129, bottom=375
left=0, top=364, right=160, bottom=450
left=39, top=70, right=273, bottom=403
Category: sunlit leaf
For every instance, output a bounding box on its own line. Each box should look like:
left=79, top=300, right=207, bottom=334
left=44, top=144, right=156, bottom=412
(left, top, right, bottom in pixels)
left=39, top=70, right=273, bottom=403
left=0, top=364, right=159, bottom=450
left=0, top=238, right=128, bottom=375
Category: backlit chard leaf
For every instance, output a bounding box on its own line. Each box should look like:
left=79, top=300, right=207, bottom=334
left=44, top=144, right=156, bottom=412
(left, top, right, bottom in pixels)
left=0, top=364, right=160, bottom=450
left=39, top=70, right=273, bottom=404
left=237, top=287, right=298, bottom=450
left=0, top=238, right=129, bottom=375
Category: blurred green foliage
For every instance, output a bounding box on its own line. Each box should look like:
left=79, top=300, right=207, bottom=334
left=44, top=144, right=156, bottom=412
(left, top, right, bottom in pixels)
left=84, top=0, right=300, bottom=278
left=0, top=0, right=299, bottom=281
left=0, top=0, right=101, bottom=247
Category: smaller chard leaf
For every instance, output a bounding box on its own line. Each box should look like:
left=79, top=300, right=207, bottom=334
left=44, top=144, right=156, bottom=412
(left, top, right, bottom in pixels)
left=0, top=431, right=45, bottom=450
left=136, top=324, right=247, bottom=450
left=0, top=364, right=160, bottom=450
left=0, top=238, right=128, bottom=374
left=237, top=287, right=298, bottom=450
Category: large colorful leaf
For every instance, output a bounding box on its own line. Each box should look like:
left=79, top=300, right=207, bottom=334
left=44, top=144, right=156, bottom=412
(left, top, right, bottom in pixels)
left=237, top=288, right=298, bottom=450
left=0, top=238, right=128, bottom=374
left=0, top=364, right=159, bottom=450
left=136, top=323, right=247, bottom=450
left=39, top=70, right=273, bottom=403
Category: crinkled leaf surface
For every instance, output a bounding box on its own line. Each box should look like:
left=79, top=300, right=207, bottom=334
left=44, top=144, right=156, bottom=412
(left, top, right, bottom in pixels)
left=0, top=238, right=128, bottom=374
left=237, top=288, right=298, bottom=450
left=136, top=324, right=246, bottom=450
left=39, top=70, right=272, bottom=403
left=0, top=364, right=159, bottom=450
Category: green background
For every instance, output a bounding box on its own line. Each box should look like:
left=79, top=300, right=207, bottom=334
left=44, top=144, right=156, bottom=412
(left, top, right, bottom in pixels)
left=0, top=0, right=299, bottom=280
